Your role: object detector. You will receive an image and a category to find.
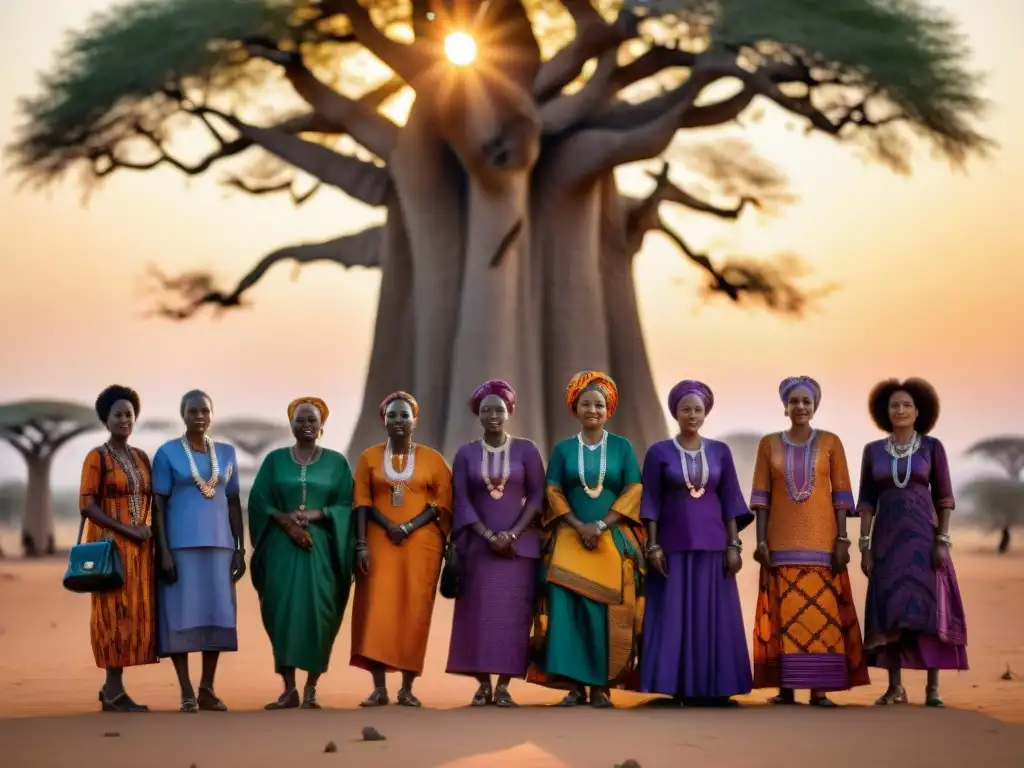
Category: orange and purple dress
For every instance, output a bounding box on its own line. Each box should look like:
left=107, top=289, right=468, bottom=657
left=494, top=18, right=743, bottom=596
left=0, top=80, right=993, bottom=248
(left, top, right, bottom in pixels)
left=749, top=430, right=870, bottom=691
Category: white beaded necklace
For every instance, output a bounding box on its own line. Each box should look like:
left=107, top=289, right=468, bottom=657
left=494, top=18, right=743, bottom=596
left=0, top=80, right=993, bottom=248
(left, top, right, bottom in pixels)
left=383, top=439, right=415, bottom=506
left=481, top=437, right=511, bottom=500
left=885, top=432, right=920, bottom=489
left=577, top=431, right=608, bottom=499
left=180, top=434, right=220, bottom=499
left=675, top=438, right=708, bottom=498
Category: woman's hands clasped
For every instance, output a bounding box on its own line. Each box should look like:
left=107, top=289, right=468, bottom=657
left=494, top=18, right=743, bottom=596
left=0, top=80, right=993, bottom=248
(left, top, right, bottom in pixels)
left=576, top=522, right=603, bottom=550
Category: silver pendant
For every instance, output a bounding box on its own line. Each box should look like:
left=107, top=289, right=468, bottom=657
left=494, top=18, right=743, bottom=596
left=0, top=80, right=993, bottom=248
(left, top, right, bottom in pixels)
left=391, top=485, right=405, bottom=507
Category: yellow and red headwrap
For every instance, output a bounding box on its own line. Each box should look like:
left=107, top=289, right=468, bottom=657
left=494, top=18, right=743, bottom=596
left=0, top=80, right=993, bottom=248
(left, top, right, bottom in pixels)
left=287, top=397, right=329, bottom=423
left=565, top=371, right=619, bottom=418
left=379, top=391, right=419, bottom=421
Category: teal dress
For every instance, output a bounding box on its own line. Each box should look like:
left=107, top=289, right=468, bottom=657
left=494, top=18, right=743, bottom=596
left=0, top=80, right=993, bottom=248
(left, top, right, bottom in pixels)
left=535, top=432, right=644, bottom=687
left=248, top=448, right=355, bottom=674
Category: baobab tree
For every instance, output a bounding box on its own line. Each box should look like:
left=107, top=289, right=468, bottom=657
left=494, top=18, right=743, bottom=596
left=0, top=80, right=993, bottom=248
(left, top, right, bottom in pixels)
left=0, top=400, right=98, bottom=556
left=965, top=436, right=1024, bottom=553
left=8, top=0, right=990, bottom=459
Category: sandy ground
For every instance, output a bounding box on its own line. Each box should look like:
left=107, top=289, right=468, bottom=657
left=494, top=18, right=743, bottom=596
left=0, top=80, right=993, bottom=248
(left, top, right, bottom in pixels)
left=1, top=527, right=1022, bottom=767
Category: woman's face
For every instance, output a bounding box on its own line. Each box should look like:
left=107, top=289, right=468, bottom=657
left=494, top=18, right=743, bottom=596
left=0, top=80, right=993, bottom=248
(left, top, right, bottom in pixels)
left=183, top=395, right=213, bottom=436
left=786, top=387, right=815, bottom=426
left=478, top=394, right=508, bottom=435
left=888, top=389, right=918, bottom=431
left=385, top=399, right=416, bottom=440
left=575, top=388, right=608, bottom=431
left=291, top=403, right=323, bottom=443
left=675, top=394, right=706, bottom=436
left=106, top=399, right=136, bottom=439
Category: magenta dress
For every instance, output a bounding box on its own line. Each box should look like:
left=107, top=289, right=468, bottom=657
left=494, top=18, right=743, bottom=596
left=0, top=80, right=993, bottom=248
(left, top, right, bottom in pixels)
left=445, top=438, right=545, bottom=677
left=856, top=436, right=968, bottom=670
left=638, top=437, right=754, bottom=698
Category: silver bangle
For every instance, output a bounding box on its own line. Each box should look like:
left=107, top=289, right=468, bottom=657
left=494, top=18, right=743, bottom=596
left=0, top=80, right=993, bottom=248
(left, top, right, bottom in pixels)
left=727, top=539, right=742, bottom=551
left=595, top=520, right=608, bottom=533
left=936, top=533, right=952, bottom=547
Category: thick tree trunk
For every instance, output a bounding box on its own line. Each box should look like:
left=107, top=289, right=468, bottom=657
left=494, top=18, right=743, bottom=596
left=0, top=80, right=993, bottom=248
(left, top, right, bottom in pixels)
left=346, top=197, right=416, bottom=459
left=537, top=182, right=611, bottom=448
left=598, top=176, right=668, bottom=453
left=21, top=455, right=55, bottom=557
left=389, top=102, right=466, bottom=450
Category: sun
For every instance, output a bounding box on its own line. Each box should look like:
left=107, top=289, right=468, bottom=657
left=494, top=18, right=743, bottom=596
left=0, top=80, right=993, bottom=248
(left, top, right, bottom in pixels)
left=444, top=31, right=477, bottom=66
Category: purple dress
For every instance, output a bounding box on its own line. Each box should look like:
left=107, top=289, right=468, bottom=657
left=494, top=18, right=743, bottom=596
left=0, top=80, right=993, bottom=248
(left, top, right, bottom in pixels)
left=639, top=437, right=754, bottom=698
left=446, top=438, right=545, bottom=677
left=856, top=437, right=968, bottom=670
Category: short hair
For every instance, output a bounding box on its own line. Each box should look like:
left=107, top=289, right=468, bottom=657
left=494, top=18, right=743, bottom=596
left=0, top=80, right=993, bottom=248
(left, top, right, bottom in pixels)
left=867, top=377, right=940, bottom=435
left=179, top=389, right=213, bottom=417
left=95, top=385, right=141, bottom=423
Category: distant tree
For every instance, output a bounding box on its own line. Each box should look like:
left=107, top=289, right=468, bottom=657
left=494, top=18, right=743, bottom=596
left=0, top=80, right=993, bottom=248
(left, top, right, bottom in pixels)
left=961, top=476, right=1024, bottom=554
left=965, top=436, right=1024, bottom=553
left=0, top=401, right=99, bottom=555
left=216, top=416, right=293, bottom=468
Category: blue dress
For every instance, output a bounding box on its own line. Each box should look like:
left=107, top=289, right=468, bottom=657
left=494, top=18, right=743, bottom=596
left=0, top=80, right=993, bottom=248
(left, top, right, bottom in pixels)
left=152, top=439, right=240, bottom=655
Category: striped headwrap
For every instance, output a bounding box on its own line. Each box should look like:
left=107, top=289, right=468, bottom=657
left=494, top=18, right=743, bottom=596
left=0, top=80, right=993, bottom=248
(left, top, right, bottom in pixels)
left=469, top=379, right=517, bottom=415
left=667, top=380, right=714, bottom=416
left=288, top=396, right=329, bottom=423
left=565, top=371, right=619, bottom=418
left=379, top=391, right=419, bottom=421
left=779, top=376, right=822, bottom=409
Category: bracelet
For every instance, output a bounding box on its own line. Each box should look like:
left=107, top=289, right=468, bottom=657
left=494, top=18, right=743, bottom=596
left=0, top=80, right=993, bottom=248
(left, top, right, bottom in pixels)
left=727, top=539, right=742, bottom=551
left=400, top=522, right=413, bottom=535
left=508, top=532, right=518, bottom=541
left=645, top=543, right=662, bottom=554
left=595, top=520, right=608, bottom=533
left=835, top=535, right=850, bottom=544
left=355, top=540, right=368, bottom=551
left=936, top=533, right=952, bottom=547
left=858, top=535, right=871, bottom=552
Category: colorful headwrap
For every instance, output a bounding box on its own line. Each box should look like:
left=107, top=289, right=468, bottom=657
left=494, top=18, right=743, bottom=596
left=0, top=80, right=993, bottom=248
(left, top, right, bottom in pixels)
left=379, top=391, right=419, bottom=421
left=667, top=380, right=714, bottom=416
left=288, top=397, right=329, bottom=423
left=469, top=379, right=517, bottom=415
left=565, top=371, right=619, bottom=418
left=779, top=376, right=822, bottom=409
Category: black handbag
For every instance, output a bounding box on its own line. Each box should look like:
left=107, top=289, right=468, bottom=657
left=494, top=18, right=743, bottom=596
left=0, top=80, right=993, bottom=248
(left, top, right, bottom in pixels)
left=62, top=449, right=125, bottom=594
left=439, top=537, right=464, bottom=600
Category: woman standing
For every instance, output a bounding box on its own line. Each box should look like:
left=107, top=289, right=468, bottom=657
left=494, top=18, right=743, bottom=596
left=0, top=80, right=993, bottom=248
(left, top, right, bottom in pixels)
left=351, top=391, right=453, bottom=707
left=78, top=385, right=157, bottom=712
left=446, top=380, right=545, bottom=707
left=528, top=371, right=645, bottom=708
left=749, top=376, right=870, bottom=706
left=248, top=397, right=356, bottom=710
left=639, top=380, right=753, bottom=706
left=152, top=389, right=246, bottom=713
left=857, top=378, right=968, bottom=707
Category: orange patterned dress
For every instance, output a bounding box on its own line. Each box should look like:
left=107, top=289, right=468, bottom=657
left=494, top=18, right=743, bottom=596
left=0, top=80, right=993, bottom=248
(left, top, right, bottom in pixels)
left=78, top=446, right=157, bottom=669
left=749, top=430, right=869, bottom=692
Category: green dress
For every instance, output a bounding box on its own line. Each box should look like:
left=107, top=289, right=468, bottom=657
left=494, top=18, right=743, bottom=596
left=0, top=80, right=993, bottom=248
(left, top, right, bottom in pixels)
left=540, top=432, right=643, bottom=686
left=248, top=447, right=355, bottom=674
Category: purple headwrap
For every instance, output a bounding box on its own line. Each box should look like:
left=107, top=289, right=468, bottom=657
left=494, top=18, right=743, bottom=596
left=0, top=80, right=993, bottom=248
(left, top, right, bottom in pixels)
left=779, top=376, right=822, bottom=409
left=667, top=380, right=714, bottom=416
left=469, top=379, right=517, bottom=415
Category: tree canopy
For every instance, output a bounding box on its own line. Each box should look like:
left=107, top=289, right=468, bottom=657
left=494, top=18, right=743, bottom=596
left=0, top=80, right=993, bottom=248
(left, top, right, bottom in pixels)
left=0, top=400, right=99, bottom=457
left=965, top=436, right=1024, bottom=479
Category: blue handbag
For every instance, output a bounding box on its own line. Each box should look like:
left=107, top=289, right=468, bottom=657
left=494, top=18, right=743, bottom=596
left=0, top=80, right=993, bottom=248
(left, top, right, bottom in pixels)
left=63, top=451, right=125, bottom=594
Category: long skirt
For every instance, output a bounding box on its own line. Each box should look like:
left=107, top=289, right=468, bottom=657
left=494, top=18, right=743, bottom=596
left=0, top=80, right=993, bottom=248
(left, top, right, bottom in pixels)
left=753, top=564, right=870, bottom=691
left=445, top=537, right=536, bottom=677
left=350, top=525, right=443, bottom=675
left=157, top=547, right=237, bottom=656
left=640, top=551, right=752, bottom=698
left=865, top=488, right=969, bottom=670
left=90, top=534, right=157, bottom=668
left=254, top=523, right=352, bottom=675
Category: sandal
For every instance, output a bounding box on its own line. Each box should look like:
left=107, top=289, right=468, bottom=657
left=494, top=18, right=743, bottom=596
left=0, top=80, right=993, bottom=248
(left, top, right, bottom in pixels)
left=359, top=688, right=389, bottom=707
left=396, top=688, right=422, bottom=707
left=768, top=694, right=797, bottom=705
left=493, top=685, right=517, bottom=708
left=197, top=687, right=228, bottom=712
left=589, top=690, right=614, bottom=709
left=301, top=685, right=321, bottom=709
left=874, top=686, right=908, bottom=706
left=925, top=687, right=945, bottom=708
left=471, top=684, right=493, bottom=707
left=99, top=689, right=148, bottom=712
left=558, top=689, right=587, bottom=707
left=180, top=696, right=199, bottom=713
left=809, top=695, right=838, bottom=708
left=265, top=689, right=300, bottom=710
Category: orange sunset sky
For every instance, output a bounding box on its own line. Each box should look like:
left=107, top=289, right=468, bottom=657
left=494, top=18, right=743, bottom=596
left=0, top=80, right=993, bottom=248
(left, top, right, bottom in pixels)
left=0, top=0, right=1022, bottom=489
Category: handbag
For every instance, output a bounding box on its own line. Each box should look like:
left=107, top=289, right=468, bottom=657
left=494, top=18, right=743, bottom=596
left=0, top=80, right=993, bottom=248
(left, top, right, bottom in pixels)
left=439, top=537, right=464, bottom=600
left=63, top=449, right=125, bottom=594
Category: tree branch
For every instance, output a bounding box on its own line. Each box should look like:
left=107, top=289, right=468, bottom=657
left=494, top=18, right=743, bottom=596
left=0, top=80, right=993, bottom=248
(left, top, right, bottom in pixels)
left=624, top=161, right=672, bottom=253
left=47, top=425, right=96, bottom=456
left=244, top=39, right=400, bottom=159
left=540, top=46, right=620, bottom=134
left=222, top=176, right=323, bottom=206
left=147, top=227, right=384, bottom=320
left=0, top=428, right=32, bottom=459
left=648, top=169, right=756, bottom=219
